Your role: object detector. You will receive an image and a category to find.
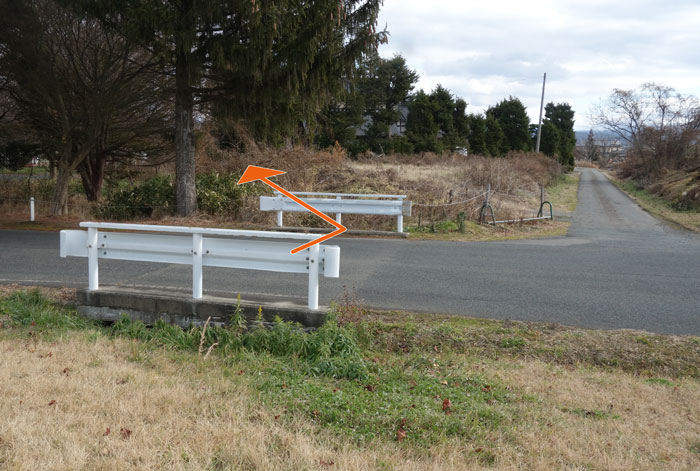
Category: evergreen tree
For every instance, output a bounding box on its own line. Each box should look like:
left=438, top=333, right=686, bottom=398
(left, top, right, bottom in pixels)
left=484, top=114, right=507, bottom=157
left=539, top=120, right=560, bottom=158
left=453, top=99, right=470, bottom=144
left=545, top=102, right=576, bottom=167
left=406, top=91, right=440, bottom=153
left=355, top=53, right=417, bottom=153
left=487, top=97, right=531, bottom=152
left=584, top=129, right=600, bottom=161
left=466, top=114, right=486, bottom=155
left=71, top=0, right=385, bottom=215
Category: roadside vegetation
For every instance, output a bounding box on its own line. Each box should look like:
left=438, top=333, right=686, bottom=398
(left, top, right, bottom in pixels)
left=1, top=286, right=698, bottom=470
left=590, top=83, right=700, bottom=228
left=608, top=173, right=700, bottom=232
left=1, top=146, right=576, bottom=241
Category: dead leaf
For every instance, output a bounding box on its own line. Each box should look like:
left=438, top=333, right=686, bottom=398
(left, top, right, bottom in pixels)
left=62, top=368, right=70, bottom=375
left=312, top=410, right=319, bottom=418
left=481, top=385, right=492, bottom=392
left=282, top=382, right=287, bottom=389
left=319, top=459, right=335, bottom=467
left=120, top=428, right=132, bottom=440
left=116, top=378, right=128, bottom=385
left=364, top=384, right=375, bottom=392
left=48, top=400, right=56, bottom=406
left=473, top=447, right=483, bottom=453
left=274, top=415, right=280, bottom=420
left=440, top=380, right=448, bottom=386
left=237, top=370, right=245, bottom=375
left=396, top=428, right=406, bottom=442
left=104, top=427, right=110, bottom=436
left=442, top=398, right=452, bottom=412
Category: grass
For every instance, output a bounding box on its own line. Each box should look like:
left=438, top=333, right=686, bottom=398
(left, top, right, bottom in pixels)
left=545, top=171, right=581, bottom=213
left=2, top=286, right=699, bottom=470
left=608, top=174, right=700, bottom=232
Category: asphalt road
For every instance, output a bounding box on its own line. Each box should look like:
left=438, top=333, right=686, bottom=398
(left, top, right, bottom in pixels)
left=1, top=168, right=699, bottom=335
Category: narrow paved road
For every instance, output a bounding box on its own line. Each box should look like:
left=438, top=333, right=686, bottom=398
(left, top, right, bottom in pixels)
left=1, top=169, right=699, bottom=335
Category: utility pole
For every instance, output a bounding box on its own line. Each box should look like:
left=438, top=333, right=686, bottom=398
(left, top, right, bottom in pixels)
left=535, top=72, right=547, bottom=153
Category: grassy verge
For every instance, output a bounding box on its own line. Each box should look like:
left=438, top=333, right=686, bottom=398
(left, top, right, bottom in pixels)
left=545, top=171, right=581, bottom=213
left=608, top=174, right=700, bottom=232
left=2, top=287, right=699, bottom=470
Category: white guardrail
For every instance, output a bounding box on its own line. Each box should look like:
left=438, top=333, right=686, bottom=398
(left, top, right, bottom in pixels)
left=260, top=191, right=412, bottom=232
left=59, top=222, right=340, bottom=310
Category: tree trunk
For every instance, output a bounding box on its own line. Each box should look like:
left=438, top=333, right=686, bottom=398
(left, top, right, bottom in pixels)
left=174, top=39, right=197, bottom=216
left=78, top=154, right=106, bottom=202
left=50, top=162, right=71, bottom=216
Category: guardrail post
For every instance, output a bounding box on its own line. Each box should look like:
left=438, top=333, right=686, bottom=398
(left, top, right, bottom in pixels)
left=30, top=197, right=35, bottom=222
left=276, top=210, right=283, bottom=227
left=307, top=244, right=320, bottom=310
left=335, top=195, right=342, bottom=224
left=87, top=227, right=98, bottom=291
left=192, top=233, right=203, bottom=299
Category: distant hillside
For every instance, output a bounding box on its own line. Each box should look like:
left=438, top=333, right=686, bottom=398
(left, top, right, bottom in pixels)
left=575, top=130, right=627, bottom=146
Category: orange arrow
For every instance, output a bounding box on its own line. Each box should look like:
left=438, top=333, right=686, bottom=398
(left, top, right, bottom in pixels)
left=237, top=165, right=347, bottom=254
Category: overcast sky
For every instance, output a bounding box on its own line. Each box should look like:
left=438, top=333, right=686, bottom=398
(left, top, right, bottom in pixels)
left=376, top=0, right=700, bottom=130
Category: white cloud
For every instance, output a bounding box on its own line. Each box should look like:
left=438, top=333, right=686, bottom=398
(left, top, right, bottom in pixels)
left=377, top=0, right=700, bottom=128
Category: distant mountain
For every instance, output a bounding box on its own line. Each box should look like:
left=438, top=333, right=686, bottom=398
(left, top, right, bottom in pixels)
left=575, top=130, right=626, bottom=146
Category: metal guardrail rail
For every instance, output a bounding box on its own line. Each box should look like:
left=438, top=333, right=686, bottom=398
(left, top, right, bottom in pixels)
left=260, top=191, right=412, bottom=232
left=60, top=222, right=341, bottom=310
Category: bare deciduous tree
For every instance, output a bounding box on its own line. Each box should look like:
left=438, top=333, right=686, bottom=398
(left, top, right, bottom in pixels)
left=590, top=83, right=700, bottom=179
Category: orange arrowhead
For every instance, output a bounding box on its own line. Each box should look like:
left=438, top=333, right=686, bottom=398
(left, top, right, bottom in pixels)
left=237, top=163, right=346, bottom=253
left=237, top=165, right=286, bottom=184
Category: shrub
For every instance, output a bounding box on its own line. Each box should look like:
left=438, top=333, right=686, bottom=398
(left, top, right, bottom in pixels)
left=96, top=172, right=251, bottom=220
left=195, top=172, right=249, bottom=215
left=96, top=175, right=175, bottom=220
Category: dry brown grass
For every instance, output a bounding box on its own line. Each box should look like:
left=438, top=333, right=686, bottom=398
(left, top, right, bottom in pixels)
left=574, top=160, right=600, bottom=168
left=1, top=331, right=698, bottom=470
left=492, top=360, right=700, bottom=470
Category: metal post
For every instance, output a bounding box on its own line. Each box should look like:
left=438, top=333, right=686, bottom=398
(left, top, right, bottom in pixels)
left=192, top=233, right=203, bottom=299
left=30, top=197, right=35, bottom=222
left=87, top=227, right=98, bottom=291
left=335, top=195, right=342, bottom=224
left=276, top=210, right=283, bottom=227
left=307, top=245, right=320, bottom=310
left=535, top=72, right=547, bottom=153
left=397, top=214, right=403, bottom=233
left=540, top=186, right=544, bottom=205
